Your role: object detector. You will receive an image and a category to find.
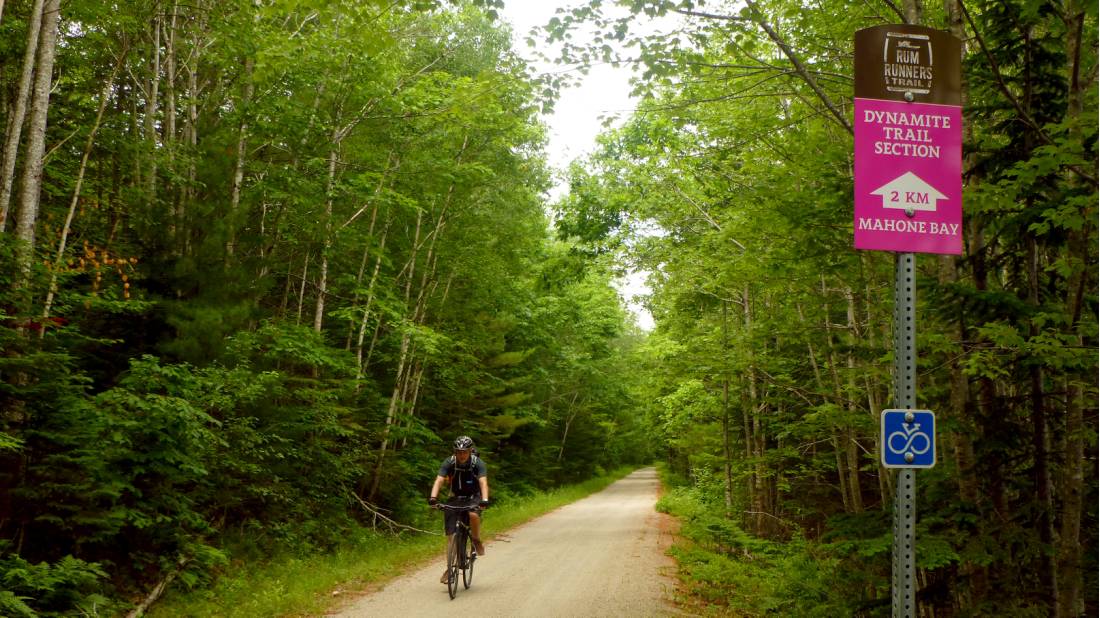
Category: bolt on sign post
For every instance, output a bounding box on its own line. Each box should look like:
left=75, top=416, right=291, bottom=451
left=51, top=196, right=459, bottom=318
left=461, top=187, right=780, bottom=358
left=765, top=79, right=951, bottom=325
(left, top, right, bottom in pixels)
left=853, top=24, right=961, bottom=618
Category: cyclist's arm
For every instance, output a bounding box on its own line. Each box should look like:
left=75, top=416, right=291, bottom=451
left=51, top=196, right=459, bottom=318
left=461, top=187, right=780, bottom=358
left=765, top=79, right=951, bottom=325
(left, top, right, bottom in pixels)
left=478, top=475, right=488, bottom=501
left=429, top=475, right=446, bottom=501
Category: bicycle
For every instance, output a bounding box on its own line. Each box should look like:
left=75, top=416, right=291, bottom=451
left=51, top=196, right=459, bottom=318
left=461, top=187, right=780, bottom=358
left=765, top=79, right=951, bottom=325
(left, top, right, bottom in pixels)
left=435, top=502, right=481, bottom=599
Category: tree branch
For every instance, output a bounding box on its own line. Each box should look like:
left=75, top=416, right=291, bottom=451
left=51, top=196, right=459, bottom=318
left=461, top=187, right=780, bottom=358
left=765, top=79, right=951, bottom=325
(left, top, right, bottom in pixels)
left=674, top=8, right=750, bottom=22
left=742, top=0, right=853, bottom=134
left=352, top=492, right=440, bottom=536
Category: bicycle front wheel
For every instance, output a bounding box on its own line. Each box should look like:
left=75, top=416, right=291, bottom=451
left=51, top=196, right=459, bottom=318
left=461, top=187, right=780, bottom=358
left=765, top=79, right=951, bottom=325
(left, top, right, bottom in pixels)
left=462, top=534, right=475, bottom=589
left=446, top=534, right=459, bottom=599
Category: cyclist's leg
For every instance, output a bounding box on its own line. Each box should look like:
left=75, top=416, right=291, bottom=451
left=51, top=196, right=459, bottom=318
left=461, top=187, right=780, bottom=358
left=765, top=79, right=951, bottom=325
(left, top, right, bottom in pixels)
left=468, top=511, right=485, bottom=555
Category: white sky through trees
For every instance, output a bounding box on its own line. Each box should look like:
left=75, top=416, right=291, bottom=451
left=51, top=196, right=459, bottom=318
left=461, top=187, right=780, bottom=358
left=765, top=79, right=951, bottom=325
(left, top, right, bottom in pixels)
left=500, top=1, right=659, bottom=330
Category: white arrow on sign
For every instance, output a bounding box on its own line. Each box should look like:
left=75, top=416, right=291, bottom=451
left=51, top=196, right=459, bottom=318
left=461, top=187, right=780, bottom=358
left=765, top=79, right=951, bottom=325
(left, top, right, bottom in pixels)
left=871, top=171, right=947, bottom=212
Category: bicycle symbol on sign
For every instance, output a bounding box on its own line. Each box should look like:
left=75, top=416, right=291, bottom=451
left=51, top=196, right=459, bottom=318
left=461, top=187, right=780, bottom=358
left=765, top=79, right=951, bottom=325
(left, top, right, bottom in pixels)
left=887, top=423, right=931, bottom=460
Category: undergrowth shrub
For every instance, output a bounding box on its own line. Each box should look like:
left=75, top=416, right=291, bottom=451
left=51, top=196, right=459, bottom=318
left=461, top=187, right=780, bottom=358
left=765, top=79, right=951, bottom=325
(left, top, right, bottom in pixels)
left=657, top=474, right=866, bottom=616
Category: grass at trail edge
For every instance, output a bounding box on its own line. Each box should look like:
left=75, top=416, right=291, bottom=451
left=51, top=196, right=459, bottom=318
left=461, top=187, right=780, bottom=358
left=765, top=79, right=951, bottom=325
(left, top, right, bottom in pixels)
left=150, top=467, right=640, bottom=617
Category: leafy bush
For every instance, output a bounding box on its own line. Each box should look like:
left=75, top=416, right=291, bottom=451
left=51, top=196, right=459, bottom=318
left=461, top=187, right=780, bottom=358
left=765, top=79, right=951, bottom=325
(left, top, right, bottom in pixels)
left=0, top=550, right=111, bottom=617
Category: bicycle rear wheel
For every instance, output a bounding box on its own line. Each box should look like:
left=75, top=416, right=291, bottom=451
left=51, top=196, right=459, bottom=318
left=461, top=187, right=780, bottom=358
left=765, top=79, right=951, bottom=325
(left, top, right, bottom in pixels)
left=446, top=533, right=459, bottom=599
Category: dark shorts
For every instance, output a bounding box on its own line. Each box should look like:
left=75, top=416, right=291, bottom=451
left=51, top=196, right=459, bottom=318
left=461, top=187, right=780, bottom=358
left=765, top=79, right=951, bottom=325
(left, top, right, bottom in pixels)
left=443, top=496, right=481, bottom=535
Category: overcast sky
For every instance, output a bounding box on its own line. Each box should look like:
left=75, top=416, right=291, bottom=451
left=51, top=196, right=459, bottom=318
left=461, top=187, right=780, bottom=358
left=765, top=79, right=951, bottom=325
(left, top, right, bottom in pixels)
left=499, top=1, right=661, bottom=330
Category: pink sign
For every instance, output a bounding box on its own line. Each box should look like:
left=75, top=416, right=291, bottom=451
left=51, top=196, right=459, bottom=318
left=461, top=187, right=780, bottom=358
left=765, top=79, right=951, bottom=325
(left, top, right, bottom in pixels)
left=854, top=97, right=962, bottom=254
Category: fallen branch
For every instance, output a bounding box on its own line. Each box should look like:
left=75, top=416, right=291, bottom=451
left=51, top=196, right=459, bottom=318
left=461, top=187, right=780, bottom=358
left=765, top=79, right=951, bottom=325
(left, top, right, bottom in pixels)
left=352, top=492, right=440, bottom=536
left=125, top=555, right=190, bottom=618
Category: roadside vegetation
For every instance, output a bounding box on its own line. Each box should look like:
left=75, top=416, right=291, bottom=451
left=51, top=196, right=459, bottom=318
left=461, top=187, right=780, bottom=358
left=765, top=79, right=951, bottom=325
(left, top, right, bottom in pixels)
left=658, top=464, right=864, bottom=616
left=151, top=467, right=636, bottom=617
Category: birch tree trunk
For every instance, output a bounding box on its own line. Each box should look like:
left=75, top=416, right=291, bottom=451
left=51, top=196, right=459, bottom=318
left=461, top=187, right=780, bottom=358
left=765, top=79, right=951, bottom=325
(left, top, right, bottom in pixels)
left=163, top=4, right=177, bottom=145
left=343, top=153, right=396, bottom=352
left=345, top=205, right=381, bottom=351
left=743, top=285, right=765, bottom=534
left=367, top=136, right=467, bottom=500
left=163, top=3, right=179, bottom=242
left=557, top=393, right=580, bottom=463
left=367, top=210, right=424, bottom=501
left=400, top=362, right=426, bottom=449
left=142, top=10, right=161, bottom=208
left=313, top=134, right=339, bottom=334
left=42, top=59, right=124, bottom=324
left=355, top=221, right=391, bottom=382
left=182, top=21, right=201, bottom=252
left=295, top=252, right=310, bottom=325
left=13, top=0, right=60, bottom=292
left=226, top=56, right=254, bottom=260
left=721, top=301, right=734, bottom=516
left=843, top=287, right=864, bottom=513
left=0, top=0, right=45, bottom=231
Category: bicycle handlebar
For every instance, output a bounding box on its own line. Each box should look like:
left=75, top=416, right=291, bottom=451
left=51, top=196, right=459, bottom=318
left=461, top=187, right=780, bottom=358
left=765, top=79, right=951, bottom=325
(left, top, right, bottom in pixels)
left=434, top=503, right=482, bottom=512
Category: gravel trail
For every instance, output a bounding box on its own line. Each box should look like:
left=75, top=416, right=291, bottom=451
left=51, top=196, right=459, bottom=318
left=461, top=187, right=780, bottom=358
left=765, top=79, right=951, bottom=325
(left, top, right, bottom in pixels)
left=332, top=467, right=678, bottom=617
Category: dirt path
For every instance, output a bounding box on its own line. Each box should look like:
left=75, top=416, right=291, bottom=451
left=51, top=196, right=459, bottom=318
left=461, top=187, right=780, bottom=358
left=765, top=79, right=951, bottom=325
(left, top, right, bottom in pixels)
left=331, top=467, right=679, bottom=617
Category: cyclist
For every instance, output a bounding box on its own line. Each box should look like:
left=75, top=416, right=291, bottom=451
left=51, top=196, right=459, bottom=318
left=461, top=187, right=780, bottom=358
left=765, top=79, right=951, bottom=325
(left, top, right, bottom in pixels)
left=428, top=435, right=489, bottom=584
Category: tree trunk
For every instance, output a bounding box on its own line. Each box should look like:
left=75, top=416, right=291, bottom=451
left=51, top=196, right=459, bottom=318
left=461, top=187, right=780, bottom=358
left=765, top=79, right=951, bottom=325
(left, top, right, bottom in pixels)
left=1027, top=237, right=1060, bottom=616
left=42, top=60, right=124, bottom=324
left=142, top=10, right=161, bottom=209
left=295, top=252, right=310, bottom=325
left=1057, top=379, right=1084, bottom=617
left=313, top=135, right=339, bottom=334
left=901, top=0, right=921, bottom=24
left=367, top=210, right=425, bottom=501
left=163, top=3, right=179, bottom=243
left=355, top=221, right=391, bottom=383
left=740, top=373, right=754, bottom=514
left=0, top=0, right=45, bottom=231
left=1056, top=5, right=1087, bottom=614
left=13, top=0, right=60, bottom=293
left=367, top=318, right=413, bottom=501
left=843, top=287, right=864, bottom=513
left=225, top=56, right=254, bottom=260
left=743, top=285, right=765, bottom=534
left=557, top=393, right=580, bottom=463
left=720, top=301, right=734, bottom=515
left=345, top=205, right=380, bottom=351
left=163, top=4, right=177, bottom=145
left=182, top=23, right=200, bottom=252
left=400, top=362, right=426, bottom=450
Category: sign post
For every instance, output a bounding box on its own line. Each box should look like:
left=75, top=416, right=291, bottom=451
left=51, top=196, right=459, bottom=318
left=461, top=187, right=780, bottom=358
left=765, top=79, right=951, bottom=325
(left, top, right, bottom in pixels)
left=854, top=23, right=961, bottom=618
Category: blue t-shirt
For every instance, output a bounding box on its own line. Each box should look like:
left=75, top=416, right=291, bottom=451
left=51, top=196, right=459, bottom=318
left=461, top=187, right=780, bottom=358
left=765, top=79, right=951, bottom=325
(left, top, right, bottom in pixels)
left=438, top=455, right=487, bottom=498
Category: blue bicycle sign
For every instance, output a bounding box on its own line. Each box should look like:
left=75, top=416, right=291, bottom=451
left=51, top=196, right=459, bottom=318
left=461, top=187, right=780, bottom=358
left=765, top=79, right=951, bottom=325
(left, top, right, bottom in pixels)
left=881, top=409, right=936, bottom=468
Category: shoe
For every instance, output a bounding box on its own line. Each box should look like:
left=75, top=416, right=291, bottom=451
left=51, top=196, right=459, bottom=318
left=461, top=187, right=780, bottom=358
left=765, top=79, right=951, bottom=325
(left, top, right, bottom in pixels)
left=440, top=570, right=450, bottom=584
left=472, top=538, right=485, bottom=555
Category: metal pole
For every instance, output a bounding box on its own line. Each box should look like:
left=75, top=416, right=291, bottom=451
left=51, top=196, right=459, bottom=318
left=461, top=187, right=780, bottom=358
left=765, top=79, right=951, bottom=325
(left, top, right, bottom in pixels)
left=892, top=252, right=917, bottom=617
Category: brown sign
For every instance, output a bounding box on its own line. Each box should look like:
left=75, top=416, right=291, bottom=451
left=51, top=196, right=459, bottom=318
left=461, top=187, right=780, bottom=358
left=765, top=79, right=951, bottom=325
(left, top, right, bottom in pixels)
left=855, top=25, right=961, bottom=106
